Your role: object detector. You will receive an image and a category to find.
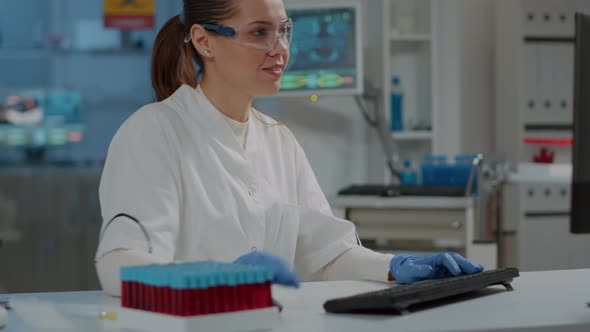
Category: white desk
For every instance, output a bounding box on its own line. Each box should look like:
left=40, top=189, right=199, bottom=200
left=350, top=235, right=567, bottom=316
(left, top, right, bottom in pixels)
left=330, top=195, right=497, bottom=269
left=2, top=269, right=589, bottom=331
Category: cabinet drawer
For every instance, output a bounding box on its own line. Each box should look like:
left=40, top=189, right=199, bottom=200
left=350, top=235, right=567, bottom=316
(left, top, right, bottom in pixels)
left=348, top=208, right=465, bottom=229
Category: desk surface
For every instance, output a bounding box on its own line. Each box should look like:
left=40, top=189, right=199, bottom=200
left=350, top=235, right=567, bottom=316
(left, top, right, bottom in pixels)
left=2, top=269, right=590, bottom=332
left=330, top=195, right=473, bottom=209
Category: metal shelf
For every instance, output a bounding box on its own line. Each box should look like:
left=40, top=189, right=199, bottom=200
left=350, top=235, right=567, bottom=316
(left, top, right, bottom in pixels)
left=391, top=131, right=433, bottom=140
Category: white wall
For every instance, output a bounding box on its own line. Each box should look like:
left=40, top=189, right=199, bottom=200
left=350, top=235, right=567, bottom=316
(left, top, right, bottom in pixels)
left=433, top=0, right=495, bottom=157
left=494, top=0, right=525, bottom=166
left=433, top=0, right=462, bottom=157
left=458, top=0, right=495, bottom=154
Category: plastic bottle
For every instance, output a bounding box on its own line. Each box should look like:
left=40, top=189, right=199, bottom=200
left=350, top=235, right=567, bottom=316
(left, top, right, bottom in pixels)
left=400, top=159, right=418, bottom=185
left=390, top=76, right=404, bottom=131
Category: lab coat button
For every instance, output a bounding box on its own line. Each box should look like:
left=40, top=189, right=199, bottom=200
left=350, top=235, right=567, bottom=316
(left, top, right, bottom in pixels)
left=251, top=246, right=257, bottom=252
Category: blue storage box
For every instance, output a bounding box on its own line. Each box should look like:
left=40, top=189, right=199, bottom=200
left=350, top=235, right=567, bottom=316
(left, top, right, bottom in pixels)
left=421, top=163, right=476, bottom=190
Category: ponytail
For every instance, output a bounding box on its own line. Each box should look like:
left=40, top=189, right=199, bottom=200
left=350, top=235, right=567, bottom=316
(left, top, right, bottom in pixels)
left=151, top=15, right=201, bottom=102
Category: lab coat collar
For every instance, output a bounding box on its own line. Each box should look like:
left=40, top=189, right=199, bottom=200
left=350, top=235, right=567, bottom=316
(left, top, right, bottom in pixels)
left=171, top=84, right=259, bottom=157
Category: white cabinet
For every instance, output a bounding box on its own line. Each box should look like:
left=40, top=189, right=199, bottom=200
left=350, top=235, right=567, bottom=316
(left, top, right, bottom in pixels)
left=495, top=1, right=590, bottom=270
left=495, top=0, right=590, bottom=166
left=502, top=178, right=590, bottom=271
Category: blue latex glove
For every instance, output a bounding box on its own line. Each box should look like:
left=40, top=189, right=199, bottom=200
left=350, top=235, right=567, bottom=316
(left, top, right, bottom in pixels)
left=390, top=252, right=484, bottom=284
left=233, top=251, right=300, bottom=288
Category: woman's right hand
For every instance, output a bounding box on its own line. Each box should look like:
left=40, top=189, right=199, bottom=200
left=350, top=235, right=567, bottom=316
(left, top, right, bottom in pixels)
left=234, top=251, right=300, bottom=288
left=389, top=252, right=484, bottom=284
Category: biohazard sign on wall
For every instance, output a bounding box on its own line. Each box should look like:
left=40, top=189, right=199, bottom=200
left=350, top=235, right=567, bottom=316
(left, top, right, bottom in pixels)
left=104, top=0, right=155, bottom=30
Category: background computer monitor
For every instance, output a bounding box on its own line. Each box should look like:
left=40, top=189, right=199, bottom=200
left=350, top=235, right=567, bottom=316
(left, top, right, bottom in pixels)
left=0, top=89, right=84, bottom=163
left=279, top=2, right=363, bottom=96
left=571, top=13, right=590, bottom=233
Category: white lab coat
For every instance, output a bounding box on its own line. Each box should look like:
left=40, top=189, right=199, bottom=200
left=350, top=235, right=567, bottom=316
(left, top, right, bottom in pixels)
left=95, top=84, right=359, bottom=279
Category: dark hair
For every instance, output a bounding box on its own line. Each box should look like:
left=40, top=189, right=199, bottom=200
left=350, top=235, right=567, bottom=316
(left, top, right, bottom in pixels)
left=151, top=0, right=239, bottom=101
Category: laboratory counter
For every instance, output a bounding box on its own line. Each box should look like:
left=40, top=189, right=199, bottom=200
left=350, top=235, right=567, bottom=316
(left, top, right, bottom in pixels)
left=1, top=269, right=589, bottom=331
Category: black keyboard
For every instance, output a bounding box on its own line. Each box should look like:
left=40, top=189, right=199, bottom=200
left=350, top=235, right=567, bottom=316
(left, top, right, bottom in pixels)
left=401, top=185, right=466, bottom=197
left=324, top=268, right=519, bottom=315
left=337, top=184, right=466, bottom=197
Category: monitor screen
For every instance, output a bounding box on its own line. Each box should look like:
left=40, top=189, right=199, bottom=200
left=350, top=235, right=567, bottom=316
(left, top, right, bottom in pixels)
left=0, top=89, right=84, bottom=149
left=571, top=13, right=590, bottom=234
left=280, top=2, right=363, bottom=96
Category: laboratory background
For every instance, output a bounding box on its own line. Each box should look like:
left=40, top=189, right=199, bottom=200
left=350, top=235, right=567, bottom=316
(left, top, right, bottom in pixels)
left=0, top=0, right=589, bottom=296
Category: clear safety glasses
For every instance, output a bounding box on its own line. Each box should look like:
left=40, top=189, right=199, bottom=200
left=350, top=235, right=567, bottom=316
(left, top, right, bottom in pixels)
left=185, top=18, right=293, bottom=53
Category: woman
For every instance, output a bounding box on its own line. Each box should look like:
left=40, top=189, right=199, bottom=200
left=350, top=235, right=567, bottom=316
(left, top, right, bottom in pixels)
left=95, top=0, right=483, bottom=296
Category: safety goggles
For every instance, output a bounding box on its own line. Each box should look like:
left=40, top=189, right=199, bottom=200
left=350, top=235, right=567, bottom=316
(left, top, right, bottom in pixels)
left=186, top=18, right=293, bottom=53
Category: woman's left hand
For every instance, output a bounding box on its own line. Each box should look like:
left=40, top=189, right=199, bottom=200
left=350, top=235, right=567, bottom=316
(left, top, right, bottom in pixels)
left=234, top=251, right=300, bottom=288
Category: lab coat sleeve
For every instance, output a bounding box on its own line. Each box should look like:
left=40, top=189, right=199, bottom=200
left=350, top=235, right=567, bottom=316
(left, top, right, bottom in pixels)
left=95, top=108, right=181, bottom=262
left=96, top=249, right=167, bottom=297
left=292, top=142, right=360, bottom=279
left=310, top=246, right=393, bottom=282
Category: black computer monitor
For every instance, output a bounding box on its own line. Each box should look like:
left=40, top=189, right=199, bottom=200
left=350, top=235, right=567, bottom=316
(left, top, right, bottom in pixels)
left=571, top=13, right=590, bottom=234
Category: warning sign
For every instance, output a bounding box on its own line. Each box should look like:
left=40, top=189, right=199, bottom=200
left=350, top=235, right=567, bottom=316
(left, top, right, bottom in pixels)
left=104, top=0, right=155, bottom=30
